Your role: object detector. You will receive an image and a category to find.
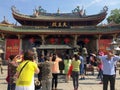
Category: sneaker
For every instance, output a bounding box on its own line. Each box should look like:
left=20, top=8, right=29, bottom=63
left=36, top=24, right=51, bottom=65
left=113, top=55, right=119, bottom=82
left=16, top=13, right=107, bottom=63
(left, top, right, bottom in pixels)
left=74, top=88, right=78, bottom=90
left=83, top=77, right=85, bottom=80
left=55, top=88, right=57, bottom=90
left=99, top=82, right=103, bottom=84
left=79, top=78, right=83, bottom=80
left=97, top=76, right=100, bottom=79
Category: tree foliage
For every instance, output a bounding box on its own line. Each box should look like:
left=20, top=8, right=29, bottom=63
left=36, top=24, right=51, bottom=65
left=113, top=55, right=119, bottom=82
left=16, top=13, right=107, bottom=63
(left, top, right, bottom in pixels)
left=107, top=9, right=120, bottom=24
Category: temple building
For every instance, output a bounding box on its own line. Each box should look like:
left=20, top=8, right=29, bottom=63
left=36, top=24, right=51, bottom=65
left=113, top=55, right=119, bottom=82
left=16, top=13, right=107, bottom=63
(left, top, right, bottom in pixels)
left=0, top=6, right=120, bottom=60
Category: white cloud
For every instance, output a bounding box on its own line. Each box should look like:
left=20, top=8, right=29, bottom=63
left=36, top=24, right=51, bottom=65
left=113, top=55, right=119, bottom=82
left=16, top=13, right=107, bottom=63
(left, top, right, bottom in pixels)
left=16, top=0, right=29, bottom=2
left=85, top=0, right=103, bottom=8
left=105, top=1, right=120, bottom=6
left=85, top=0, right=120, bottom=9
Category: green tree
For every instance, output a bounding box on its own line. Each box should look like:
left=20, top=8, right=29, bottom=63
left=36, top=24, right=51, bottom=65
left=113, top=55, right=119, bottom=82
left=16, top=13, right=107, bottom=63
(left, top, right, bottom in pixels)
left=107, top=9, right=120, bottom=24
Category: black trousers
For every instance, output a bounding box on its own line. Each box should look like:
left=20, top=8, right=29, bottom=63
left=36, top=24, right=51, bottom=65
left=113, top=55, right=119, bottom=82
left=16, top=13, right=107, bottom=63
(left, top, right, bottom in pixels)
left=52, top=73, right=58, bottom=89
left=103, top=74, right=116, bottom=90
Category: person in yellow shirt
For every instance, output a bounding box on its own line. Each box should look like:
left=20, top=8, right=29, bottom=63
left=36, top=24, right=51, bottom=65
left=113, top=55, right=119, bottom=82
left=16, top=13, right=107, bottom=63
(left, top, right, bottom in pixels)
left=71, top=54, right=81, bottom=90
left=15, top=50, right=39, bottom=90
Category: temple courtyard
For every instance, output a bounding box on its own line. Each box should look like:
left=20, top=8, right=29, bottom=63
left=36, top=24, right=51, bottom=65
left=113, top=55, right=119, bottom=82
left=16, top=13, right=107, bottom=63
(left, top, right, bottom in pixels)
left=0, top=65, right=120, bottom=90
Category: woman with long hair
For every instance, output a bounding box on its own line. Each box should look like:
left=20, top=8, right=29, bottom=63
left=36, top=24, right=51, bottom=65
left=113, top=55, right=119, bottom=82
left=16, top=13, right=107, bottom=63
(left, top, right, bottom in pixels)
left=51, top=53, right=62, bottom=90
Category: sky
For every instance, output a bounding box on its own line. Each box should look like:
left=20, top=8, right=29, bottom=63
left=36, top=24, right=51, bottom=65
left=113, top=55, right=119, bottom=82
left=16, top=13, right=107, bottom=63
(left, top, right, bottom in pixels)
left=0, top=0, right=120, bottom=24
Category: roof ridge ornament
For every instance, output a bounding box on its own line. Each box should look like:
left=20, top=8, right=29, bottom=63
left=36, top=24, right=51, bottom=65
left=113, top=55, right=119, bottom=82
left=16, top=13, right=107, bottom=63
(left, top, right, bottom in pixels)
left=57, top=8, right=60, bottom=14
left=33, top=6, right=47, bottom=17
left=35, top=6, right=46, bottom=15
left=11, top=6, right=19, bottom=13
left=72, top=6, right=85, bottom=17
left=3, top=16, right=6, bottom=21
left=102, top=6, right=108, bottom=12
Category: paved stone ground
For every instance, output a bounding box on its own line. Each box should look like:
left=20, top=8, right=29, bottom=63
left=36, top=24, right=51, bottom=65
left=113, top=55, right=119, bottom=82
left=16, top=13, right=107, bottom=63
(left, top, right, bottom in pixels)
left=0, top=65, right=120, bottom=90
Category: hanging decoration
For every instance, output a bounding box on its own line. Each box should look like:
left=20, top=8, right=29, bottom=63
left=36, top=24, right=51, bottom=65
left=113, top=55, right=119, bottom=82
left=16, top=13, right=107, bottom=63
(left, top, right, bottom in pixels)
left=29, top=37, right=35, bottom=43
left=50, top=38, right=55, bottom=44
left=64, top=38, right=70, bottom=44
left=84, top=38, right=90, bottom=44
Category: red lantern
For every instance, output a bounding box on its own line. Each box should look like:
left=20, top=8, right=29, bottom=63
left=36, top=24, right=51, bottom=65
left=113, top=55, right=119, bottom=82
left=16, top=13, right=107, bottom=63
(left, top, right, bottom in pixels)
left=84, top=38, right=89, bottom=44
left=50, top=38, right=55, bottom=44
left=29, top=37, right=35, bottom=43
left=64, top=38, right=70, bottom=44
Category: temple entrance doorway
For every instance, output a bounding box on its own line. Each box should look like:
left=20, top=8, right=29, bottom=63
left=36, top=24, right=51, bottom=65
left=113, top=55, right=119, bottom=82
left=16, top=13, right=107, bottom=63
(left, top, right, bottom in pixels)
left=36, top=48, right=73, bottom=59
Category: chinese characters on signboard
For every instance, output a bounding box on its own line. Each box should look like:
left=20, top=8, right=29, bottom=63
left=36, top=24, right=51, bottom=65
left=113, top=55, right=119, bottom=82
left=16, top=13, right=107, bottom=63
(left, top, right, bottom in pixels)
left=5, top=39, right=20, bottom=60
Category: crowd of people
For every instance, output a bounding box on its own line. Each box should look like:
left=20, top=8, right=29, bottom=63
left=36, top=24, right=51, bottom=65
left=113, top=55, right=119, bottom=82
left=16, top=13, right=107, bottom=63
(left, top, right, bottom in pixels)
left=1, top=48, right=120, bottom=90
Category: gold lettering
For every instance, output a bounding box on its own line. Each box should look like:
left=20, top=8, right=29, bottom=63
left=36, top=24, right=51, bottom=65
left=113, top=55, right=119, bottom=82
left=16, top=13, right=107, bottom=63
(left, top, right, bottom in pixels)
left=7, top=47, right=12, bottom=49
left=52, top=22, right=57, bottom=27
left=13, top=46, right=19, bottom=49
left=51, top=22, right=68, bottom=27
left=63, top=22, right=67, bottom=27
left=58, top=22, right=62, bottom=27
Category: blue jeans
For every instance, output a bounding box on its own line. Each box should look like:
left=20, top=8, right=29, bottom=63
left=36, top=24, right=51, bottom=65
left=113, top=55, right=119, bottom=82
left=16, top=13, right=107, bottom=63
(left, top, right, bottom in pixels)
left=99, top=69, right=103, bottom=81
left=80, top=64, right=84, bottom=75
left=72, top=71, right=79, bottom=89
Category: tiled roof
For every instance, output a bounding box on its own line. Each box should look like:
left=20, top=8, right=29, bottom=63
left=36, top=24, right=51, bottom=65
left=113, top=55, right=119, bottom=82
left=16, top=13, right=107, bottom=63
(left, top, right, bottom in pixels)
left=13, top=11, right=106, bottom=20
left=0, top=25, right=120, bottom=35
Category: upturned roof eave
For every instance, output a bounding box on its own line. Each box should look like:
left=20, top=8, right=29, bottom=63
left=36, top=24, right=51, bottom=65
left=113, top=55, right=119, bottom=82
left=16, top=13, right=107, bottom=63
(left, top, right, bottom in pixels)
left=0, top=28, right=120, bottom=35
left=12, top=11, right=106, bottom=21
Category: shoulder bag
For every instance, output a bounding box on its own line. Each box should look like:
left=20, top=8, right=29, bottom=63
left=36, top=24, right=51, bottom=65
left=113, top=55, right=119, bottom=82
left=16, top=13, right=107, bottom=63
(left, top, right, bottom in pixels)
left=18, top=61, right=29, bottom=78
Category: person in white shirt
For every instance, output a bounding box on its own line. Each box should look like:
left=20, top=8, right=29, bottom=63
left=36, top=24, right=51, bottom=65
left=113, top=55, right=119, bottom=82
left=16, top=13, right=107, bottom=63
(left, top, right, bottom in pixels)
left=99, top=50, right=120, bottom=90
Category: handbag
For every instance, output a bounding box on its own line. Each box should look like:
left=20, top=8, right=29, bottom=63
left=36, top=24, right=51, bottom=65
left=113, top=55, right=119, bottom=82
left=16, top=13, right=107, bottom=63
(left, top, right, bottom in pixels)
left=34, top=79, right=41, bottom=89
left=67, top=65, right=73, bottom=76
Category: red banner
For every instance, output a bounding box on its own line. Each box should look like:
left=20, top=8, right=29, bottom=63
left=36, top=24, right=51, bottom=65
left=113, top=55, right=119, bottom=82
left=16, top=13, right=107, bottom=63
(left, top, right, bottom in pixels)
left=99, top=39, right=111, bottom=54
left=5, top=39, right=20, bottom=60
